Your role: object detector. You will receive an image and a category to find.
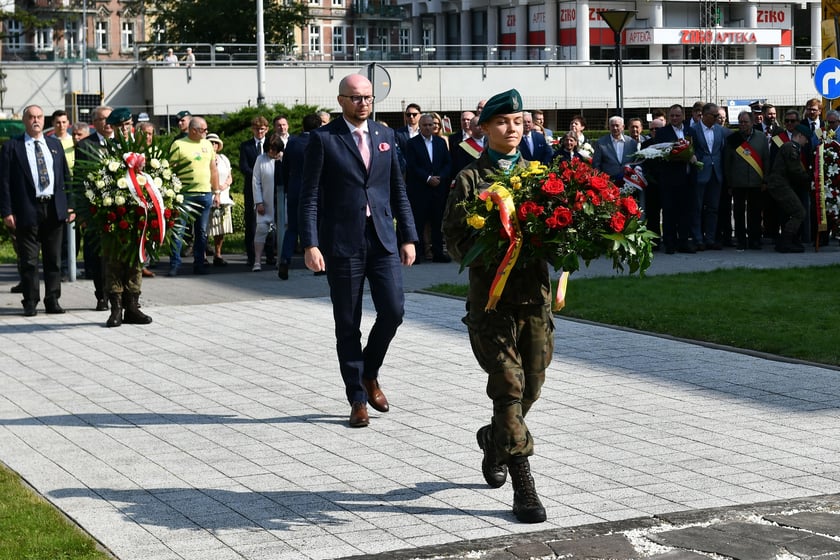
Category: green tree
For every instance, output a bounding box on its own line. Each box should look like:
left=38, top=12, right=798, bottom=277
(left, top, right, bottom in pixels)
left=148, top=0, right=310, bottom=51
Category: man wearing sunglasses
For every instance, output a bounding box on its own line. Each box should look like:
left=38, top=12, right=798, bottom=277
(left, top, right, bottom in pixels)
left=395, top=103, right=422, bottom=172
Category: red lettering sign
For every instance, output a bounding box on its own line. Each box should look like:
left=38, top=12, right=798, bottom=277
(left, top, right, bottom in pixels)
left=757, top=10, right=785, bottom=23
left=506, top=14, right=516, bottom=27
left=679, top=29, right=759, bottom=45
left=559, top=8, right=576, bottom=22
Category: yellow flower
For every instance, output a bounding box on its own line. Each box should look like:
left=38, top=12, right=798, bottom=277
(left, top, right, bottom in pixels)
left=510, top=176, right=522, bottom=190
left=467, top=214, right=486, bottom=229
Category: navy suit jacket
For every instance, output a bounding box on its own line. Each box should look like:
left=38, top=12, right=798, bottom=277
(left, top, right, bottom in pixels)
left=0, top=134, right=69, bottom=228
left=299, top=118, right=417, bottom=258
left=239, top=137, right=263, bottom=204
left=405, top=134, right=451, bottom=194
left=592, top=134, right=639, bottom=179
left=518, top=131, right=554, bottom=165
left=652, top=124, right=699, bottom=186
left=691, top=122, right=727, bottom=185
left=281, top=132, right=311, bottom=199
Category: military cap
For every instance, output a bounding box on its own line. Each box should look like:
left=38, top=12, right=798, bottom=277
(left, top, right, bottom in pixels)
left=176, top=110, right=192, bottom=119
left=477, top=89, right=523, bottom=125
left=749, top=100, right=764, bottom=113
left=793, top=123, right=814, bottom=139
left=106, top=107, right=132, bottom=125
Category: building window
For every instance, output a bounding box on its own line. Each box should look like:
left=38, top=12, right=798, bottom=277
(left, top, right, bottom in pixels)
left=332, top=0, right=343, bottom=6
left=5, top=20, right=23, bottom=52
left=333, top=26, right=345, bottom=53
left=399, top=28, right=410, bottom=54
left=95, top=21, right=109, bottom=51
left=121, top=21, right=135, bottom=51
left=422, top=27, right=432, bottom=48
left=34, top=27, right=54, bottom=52
left=355, top=27, right=367, bottom=49
left=309, top=24, right=321, bottom=53
left=64, top=21, right=78, bottom=57
left=308, top=0, right=319, bottom=6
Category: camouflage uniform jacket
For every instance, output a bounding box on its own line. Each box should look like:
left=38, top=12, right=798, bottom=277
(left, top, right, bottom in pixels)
left=766, top=141, right=810, bottom=194
left=442, top=151, right=550, bottom=307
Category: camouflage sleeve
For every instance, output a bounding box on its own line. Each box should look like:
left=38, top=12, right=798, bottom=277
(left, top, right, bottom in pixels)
left=784, top=145, right=811, bottom=191
left=442, top=168, right=477, bottom=264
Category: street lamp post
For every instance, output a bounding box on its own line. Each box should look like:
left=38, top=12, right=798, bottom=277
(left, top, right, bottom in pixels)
left=599, top=10, right=635, bottom=119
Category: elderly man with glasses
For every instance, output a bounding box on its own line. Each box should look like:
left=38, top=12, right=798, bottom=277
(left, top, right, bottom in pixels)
left=168, top=116, right=220, bottom=277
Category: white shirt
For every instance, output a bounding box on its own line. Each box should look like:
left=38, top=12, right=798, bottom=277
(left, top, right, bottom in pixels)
left=25, top=134, right=54, bottom=196
left=612, top=136, right=624, bottom=163
left=672, top=125, right=684, bottom=140
left=702, top=124, right=715, bottom=153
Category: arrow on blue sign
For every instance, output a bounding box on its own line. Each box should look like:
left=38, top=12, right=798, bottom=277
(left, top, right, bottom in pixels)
left=815, top=58, right=840, bottom=100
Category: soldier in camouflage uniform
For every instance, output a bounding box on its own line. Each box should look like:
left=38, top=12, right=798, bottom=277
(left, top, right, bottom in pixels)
left=442, top=89, right=551, bottom=524
left=766, top=124, right=812, bottom=253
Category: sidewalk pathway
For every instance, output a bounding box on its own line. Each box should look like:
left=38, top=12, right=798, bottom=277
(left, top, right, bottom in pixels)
left=1, top=246, right=840, bottom=560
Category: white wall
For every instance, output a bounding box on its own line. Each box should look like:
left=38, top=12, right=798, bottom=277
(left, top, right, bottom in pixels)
left=0, top=62, right=821, bottom=118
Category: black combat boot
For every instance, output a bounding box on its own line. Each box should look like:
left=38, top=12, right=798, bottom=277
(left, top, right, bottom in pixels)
left=776, top=232, right=804, bottom=253
left=123, top=292, right=152, bottom=325
left=476, top=425, right=507, bottom=488
left=508, top=456, right=546, bottom=523
left=106, top=293, right=123, bottom=328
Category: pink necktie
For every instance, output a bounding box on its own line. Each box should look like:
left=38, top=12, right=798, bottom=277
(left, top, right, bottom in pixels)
left=354, top=129, right=370, bottom=170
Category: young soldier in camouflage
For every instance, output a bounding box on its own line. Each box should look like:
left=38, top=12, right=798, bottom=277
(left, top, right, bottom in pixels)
left=442, top=89, right=551, bottom=524
left=766, top=124, right=812, bottom=253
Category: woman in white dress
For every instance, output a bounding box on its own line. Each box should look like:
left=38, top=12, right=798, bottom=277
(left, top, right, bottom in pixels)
left=206, top=133, right=234, bottom=266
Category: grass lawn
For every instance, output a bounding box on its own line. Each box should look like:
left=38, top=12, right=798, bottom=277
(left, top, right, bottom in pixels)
left=429, top=264, right=840, bottom=367
left=0, top=465, right=110, bottom=560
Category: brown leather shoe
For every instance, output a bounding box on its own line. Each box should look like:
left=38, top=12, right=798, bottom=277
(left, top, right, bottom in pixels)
left=141, top=267, right=155, bottom=278
left=349, top=402, right=369, bottom=428
left=362, top=378, right=389, bottom=412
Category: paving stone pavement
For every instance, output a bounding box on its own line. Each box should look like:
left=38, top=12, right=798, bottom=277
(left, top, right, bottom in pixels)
left=1, top=245, right=840, bottom=560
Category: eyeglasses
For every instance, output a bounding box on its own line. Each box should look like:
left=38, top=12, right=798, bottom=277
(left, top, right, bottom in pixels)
left=405, top=112, right=420, bottom=117
left=192, top=127, right=207, bottom=133
left=340, top=95, right=375, bottom=105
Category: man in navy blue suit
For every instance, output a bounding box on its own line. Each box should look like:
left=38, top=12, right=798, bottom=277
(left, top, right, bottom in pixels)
left=0, top=104, right=71, bottom=316
left=405, top=113, right=452, bottom=262
left=299, top=74, right=418, bottom=428
left=592, top=116, right=639, bottom=185
left=518, top=112, right=553, bottom=165
left=692, top=102, right=730, bottom=249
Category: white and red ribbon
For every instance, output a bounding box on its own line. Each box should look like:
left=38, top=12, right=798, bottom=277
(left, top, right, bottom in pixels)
left=123, top=152, right=166, bottom=262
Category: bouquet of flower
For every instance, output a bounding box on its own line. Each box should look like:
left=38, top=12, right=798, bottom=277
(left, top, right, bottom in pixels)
left=458, top=158, right=656, bottom=308
left=631, top=139, right=703, bottom=170
left=816, top=139, right=840, bottom=235
left=73, top=136, right=195, bottom=267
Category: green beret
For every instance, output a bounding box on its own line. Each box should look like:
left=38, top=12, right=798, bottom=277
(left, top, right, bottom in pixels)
left=477, top=89, right=523, bottom=125
left=176, top=110, right=191, bottom=119
left=793, top=124, right=813, bottom=140
left=106, top=107, right=132, bottom=125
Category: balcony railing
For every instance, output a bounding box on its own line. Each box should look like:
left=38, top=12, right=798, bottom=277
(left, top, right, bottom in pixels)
left=0, top=42, right=819, bottom=67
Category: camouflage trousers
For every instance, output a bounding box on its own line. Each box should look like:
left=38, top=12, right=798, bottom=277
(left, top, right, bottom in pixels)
left=463, top=300, right=554, bottom=463
left=767, top=185, right=805, bottom=235
left=104, top=257, right=143, bottom=295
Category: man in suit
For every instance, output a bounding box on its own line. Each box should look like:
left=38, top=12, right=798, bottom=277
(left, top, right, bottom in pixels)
left=75, top=105, right=114, bottom=311
left=692, top=103, right=729, bottom=249
left=299, top=74, right=418, bottom=428
left=279, top=113, right=322, bottom=280
left=652, top=104, right=699, bottom=253
left=394, top=103, right=421, bottom=172
left=592, top=116, right=639, bottom=185
left=0, top=105, right=70, bottom=316
left=519, top=112, right=553, bottom=165
left=239, top=116, right=270, bottom=267
left=450, top=116, right=486, bottom=177
left=405, top=113, right=452, bottom=263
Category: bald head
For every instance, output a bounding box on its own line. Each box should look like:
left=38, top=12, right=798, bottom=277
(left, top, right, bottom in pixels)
left=339, top=74, right=372, bottom=95
left=337, top=73, right=375, bottom=126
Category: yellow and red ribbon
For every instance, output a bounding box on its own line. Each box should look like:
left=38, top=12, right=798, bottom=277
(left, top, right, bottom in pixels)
left=478, top=183, right=522, bottom=311
left=123, top=152, right=166, bottom=262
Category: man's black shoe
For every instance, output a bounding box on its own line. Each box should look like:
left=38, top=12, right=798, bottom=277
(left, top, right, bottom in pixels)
left=45, top=301, right=65, bottom=314
left=10, top=283, right=23, bottom=294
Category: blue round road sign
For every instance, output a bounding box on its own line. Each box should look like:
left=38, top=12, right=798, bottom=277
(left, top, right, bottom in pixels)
left=815, top=58, right=840, bottom=100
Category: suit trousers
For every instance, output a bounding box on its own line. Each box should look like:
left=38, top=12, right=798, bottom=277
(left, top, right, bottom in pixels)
left=326, top=220, right=405, bottom=404
left=18, top=199, right=63, bottom=305
left=732, top=188, right=763, bottom=244
left=83, top=229, right=104, bottom=299
left=408, top=184, right=447, bottom=257
left=693, top=174, right=721, bottom=245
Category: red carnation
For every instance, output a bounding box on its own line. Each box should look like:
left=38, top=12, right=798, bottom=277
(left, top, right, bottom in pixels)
left=117, top=206, right=127, bottom=216
left=621, top=197, right=640, bottom=217
left=586, top=190, right=601, bottom=206
left=164, top=208, right=172, bottom=219
left=545, top=206, right=573, bottom=229
left=609, top=212, right=626, bottom=232
left=573, top=191, right=586, bottom=211
left=118, top=220, right=130, bottom=230
left=540, top=173, right=565, bottom=195
left=517, top=200, right=545, bottom=221
left=151, top=219, right=160, bottom=230
left=106, top=211, right=117, bottom=222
